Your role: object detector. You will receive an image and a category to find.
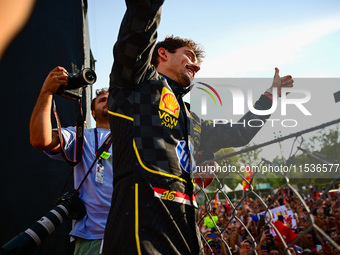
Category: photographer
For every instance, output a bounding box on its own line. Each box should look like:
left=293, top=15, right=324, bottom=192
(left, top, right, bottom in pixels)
left=29, top=66, right=112, bottom=255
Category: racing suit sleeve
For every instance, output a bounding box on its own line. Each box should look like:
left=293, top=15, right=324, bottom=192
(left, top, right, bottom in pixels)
left=195, top=94, right=273, bottom=152
left=109, top=0, right=165, bottom=89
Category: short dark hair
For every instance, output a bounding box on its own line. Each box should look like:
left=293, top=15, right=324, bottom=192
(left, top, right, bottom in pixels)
left=268, top=246, right=281, bottom=254
left=151, top=35, right=205, bottom=67
left=91, top=88, right=109, bottom=111
left=278, top=215, right=284, bottom=222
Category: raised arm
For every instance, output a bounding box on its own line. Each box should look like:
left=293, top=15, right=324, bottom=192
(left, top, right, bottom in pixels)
left=110, top=0, right=164, bottom=89
left=197, top=68, right=294, bottom=152
left=30, top=66, right=68, bottom=153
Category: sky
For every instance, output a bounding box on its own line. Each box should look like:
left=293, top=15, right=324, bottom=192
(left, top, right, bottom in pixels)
left=88, top=0, right=340, bottom=84
left=87, top=0, right=340, bottom=161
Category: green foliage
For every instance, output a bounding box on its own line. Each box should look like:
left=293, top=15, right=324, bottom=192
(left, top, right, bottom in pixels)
left=308, top=125, right=340, bottom=150
left=238, top=142, right=263, bottom=165
left=287, top=125, right=340, bottom=188
left=243, top=126, right=339, bottom=190
left=287, top=126, right=340, bottom=189
left=211, top=126, right=340, bottom=194
left=214, top=147, right=241, bottom=190
left=214, top=147, right=239, bottom=168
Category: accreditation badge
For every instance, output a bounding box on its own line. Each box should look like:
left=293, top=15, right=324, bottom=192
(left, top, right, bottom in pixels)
left=95, top=160, right=104, bottom=184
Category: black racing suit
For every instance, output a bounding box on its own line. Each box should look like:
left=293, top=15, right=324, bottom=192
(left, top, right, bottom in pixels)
left=103, top=0, right=272, bottom=254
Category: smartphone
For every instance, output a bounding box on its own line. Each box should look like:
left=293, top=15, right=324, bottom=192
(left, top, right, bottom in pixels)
left=261, top=245, right=267, bottom=251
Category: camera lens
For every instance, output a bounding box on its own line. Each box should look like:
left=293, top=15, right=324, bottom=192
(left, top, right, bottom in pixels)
left=85, top=72, right=95, bottom=81
left=82, top=68, right=97, bottom=85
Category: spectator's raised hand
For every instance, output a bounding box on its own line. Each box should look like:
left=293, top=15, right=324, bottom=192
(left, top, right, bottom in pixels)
left=239, top=241, right=249, bottom=255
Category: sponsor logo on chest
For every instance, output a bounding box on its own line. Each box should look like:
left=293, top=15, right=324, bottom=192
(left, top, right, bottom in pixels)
left=158, top=87, right=180, bottom=129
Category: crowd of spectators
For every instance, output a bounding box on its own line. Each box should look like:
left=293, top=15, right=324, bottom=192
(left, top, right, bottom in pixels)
left=197, top=186, right=340, bottom=255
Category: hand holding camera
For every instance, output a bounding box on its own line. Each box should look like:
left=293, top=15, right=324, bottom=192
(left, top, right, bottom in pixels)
left=42, top=66, right=96, bottom=100
left=41, top=66, right=68, bottom=95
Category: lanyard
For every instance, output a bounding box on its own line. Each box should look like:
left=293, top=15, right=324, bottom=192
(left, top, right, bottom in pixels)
left=94, top=128, right=112, bottom=161
left=61, top=128, right=112, bottom=192
left=95, top=128, right=99, bottom=155
left=76, top=129, right=112, bottom=191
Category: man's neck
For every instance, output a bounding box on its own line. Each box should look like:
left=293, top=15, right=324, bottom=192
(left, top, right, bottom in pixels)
left=159, top=73, right=193, bottom=97
left=96, top=122, right=110, bottom=129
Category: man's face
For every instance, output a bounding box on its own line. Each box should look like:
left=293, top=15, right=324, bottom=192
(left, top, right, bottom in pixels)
left=305, top=234, right=314, bottom=246
left=166, top=46, right=200, bottom=87
left=92, top=92, right=109, bottom=121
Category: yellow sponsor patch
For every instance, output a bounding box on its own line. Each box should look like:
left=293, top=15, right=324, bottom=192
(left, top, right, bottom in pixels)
left=159, top=87, right=180, bottom=118
left=158, top=111, right=178, bottom=129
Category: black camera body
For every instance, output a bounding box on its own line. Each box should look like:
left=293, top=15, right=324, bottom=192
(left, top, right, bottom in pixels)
left=56, top=68, right=97, bottom=100
left=55, top=190, right=86, bottom=220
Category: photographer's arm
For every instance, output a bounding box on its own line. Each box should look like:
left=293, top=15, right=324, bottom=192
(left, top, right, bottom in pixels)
left=30, top=66, right=68, bottom=153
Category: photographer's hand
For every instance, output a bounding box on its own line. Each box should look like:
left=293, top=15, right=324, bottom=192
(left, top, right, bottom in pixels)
left=41, top=66, right=68, bottom=94
left=30, top=66, right=68, bottom=153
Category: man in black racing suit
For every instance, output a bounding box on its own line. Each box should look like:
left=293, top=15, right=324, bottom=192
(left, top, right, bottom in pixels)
left=103, top=0, right=294, bottom=254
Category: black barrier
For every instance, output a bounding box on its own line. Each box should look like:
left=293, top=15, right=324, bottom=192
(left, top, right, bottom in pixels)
left=0, top=0, right=93, bottom=254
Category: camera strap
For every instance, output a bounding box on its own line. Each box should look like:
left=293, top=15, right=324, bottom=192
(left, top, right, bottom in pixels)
left=76, top=132, right=112, bottom=191
left=52, top=97, right=85, bottom=167
left=52, top=96, right=112, bottom=192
